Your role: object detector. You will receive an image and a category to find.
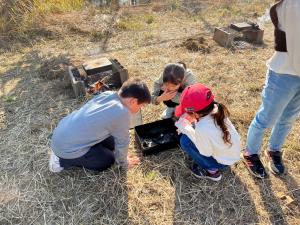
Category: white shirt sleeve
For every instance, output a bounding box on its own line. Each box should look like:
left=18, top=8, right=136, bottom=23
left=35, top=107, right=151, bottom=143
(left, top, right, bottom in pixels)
left=284, top=0, right=300, bottom=75
left=175, top=118, right=213, bottom=157
left=277, top=0, right=300, bottom=75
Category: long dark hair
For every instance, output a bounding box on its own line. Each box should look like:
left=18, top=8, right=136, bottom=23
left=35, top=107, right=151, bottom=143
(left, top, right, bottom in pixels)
left=193, top=101, right=232, bottom=145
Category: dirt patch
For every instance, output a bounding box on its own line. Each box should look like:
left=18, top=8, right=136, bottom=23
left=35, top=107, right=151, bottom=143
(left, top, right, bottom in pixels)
left=0, top=191, right=20, bottom=205
left=40, top=58, right=69, bottom=80
left=180, top=36, right=210, bottom=53
left=39, top=55, right=85, bottom=80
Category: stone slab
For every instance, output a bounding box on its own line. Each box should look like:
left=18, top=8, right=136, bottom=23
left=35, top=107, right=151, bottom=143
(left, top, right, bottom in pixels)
left=82, top=57, right=113, bottom=75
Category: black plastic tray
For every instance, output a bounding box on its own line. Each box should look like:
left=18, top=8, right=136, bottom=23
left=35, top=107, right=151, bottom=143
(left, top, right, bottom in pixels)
left=134, top=118, right=179, bottom=155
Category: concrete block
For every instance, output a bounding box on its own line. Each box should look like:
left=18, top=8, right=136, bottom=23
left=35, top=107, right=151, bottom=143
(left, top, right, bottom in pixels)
left=82, top=57, right=113, bottom=75
left=110, top=58, right=129, bottom=84
left=68, top=58, right=129, bottom=98
left=68, top=66, right=86, bottom=97
left=242, top=29, right=264, bottom=44
left=230, top=22, right=252, bottom=31
left=213, top=27, right=234, bottom=48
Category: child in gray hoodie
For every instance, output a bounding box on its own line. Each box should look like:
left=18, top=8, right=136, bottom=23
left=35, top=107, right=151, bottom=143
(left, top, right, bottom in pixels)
left=151, top=62, right=196, bottom=119
left=49, top=79, right=151, bottom=172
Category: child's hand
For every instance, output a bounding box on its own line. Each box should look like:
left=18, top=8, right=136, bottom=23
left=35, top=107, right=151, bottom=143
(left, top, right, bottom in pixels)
left=127, top=155, right=140, bottom=169
left=181, top=113, right=197, bottom=123
left=176, top=129, right=182, bottom=135
left=175, top=113, right=196, bottom=132
left=157, top=90, right=177, bottom=102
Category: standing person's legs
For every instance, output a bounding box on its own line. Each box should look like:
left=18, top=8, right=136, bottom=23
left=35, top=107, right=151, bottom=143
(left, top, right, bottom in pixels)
left=269, top=88, right=300, bottom=151
left=244, top=70, right=300, bottom=178
left=60, top=136, right=115, bottom=172
left=245, top=70, right=297, bottom=155
left=266, top=87, right=300, bottom=174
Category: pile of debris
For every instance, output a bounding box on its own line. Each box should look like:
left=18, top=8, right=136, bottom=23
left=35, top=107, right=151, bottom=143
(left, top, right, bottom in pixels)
left=181, top=36, right=210, bottom=53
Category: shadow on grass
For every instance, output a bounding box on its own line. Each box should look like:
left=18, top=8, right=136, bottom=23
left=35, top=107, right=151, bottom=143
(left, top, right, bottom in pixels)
left=255, top=178, right=289, bottom=225
left=0, top=51, right=130, bottom=224
left=279, top=173, right=300, bottom=203
left=139, top=149, right=260, bottom=224
left=280, top=145, right=300, bottom=205
left=0, top=28, right=58, bottom=53
left=277, top=173, right=300, bottom=220
left=47, top=168, right=129, bottom=224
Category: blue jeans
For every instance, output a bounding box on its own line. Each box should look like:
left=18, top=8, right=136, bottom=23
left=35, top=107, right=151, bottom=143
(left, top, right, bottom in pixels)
left=180, top=135, right=227, bottom=170
left=246, top=69, right=300, bottom=154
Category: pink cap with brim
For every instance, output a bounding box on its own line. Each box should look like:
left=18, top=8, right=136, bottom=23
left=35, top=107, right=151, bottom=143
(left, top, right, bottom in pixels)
left=175, top=83, right=214, bottom=118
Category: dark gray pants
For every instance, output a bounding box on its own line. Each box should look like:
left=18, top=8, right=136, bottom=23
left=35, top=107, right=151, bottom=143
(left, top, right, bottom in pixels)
left=59, top=137, right=115, bottom=172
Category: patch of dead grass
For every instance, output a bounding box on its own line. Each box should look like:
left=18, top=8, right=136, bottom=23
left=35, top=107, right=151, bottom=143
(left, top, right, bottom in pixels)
left=0, top=0, right=299, bottom=224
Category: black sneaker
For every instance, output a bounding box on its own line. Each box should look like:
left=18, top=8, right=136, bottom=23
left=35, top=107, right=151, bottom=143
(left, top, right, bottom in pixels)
left=191, top=164, right=222, bottom=182
left=242, top=154, right=267, bottom=179
left=265, top=150, right=285, bottom=175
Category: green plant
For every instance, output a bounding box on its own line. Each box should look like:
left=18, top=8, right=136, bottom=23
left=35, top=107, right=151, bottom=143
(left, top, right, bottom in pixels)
left=116, top=19, right=144, bottom=30
left=145, top=15, right=154, bottom=24
left=3, top=95, right=16, bottom=103
left=145, top=171, right=158, bottom=181
left=91, top=30, right=106, bottom=42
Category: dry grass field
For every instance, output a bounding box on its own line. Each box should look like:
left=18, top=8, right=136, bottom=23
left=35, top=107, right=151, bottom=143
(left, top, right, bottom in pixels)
left=0, top=0, right=299, bottom=224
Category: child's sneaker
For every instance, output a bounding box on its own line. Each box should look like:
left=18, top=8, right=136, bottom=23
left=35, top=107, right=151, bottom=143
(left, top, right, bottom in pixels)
left=265, top=150, right=285, bottom=175
left=242, top=154, right=267, bottom=179
left=49, top=151, right=64, bottom=173
left=191, top=164, right=222, bottom=181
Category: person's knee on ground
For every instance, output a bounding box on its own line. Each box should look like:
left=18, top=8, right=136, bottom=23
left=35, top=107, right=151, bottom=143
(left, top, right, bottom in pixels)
left=59, top=145, right=115, bottom=172
left=91, top=150, right=115, bottom=171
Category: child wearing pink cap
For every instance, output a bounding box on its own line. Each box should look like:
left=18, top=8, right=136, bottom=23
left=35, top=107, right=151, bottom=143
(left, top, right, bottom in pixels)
left=175, top=83, right=241, bottom=181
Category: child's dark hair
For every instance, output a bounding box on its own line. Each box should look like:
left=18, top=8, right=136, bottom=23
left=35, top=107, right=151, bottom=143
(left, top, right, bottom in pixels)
left=193, top=101, right=232, bottom=145
left=162, top=63, right=185, bottom=85
left=177, top=61, right=187, bottom=69
left=119, top=78, right=151, bottom=104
